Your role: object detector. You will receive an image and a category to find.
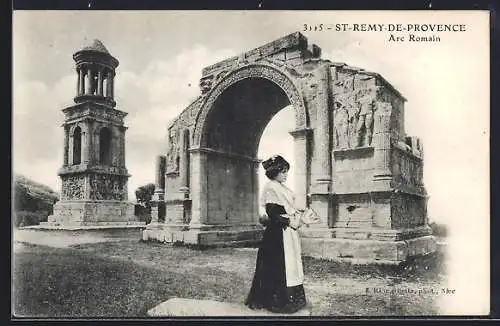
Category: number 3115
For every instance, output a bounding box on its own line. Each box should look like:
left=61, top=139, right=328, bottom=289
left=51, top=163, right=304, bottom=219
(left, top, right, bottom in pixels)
left=303, top=24, right=324, bottom=32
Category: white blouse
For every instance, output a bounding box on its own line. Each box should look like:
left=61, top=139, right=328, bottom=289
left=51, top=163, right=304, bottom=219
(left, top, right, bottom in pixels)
left=259, top=180, right=301, bottom=216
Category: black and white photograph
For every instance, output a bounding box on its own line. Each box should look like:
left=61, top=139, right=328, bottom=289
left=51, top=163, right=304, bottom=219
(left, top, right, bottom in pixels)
left=12, top=10, right=490, bottom=318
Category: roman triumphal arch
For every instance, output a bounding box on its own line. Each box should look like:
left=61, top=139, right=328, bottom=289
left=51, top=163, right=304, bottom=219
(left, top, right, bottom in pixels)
left=142, top=32, right=437, bottom=264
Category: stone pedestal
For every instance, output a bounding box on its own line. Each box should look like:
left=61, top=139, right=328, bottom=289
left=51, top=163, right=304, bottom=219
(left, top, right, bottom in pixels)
left=150, top=189, right=165, bottom=224
left=42, top=200, right=145, bottom=229
left=301, top=234, right=437, bottom=265
left=142, top=223, right=263, bottom=246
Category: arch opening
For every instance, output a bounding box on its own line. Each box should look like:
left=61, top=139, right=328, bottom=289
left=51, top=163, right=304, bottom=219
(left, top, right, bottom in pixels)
left=203, top=77, right=291, bottom=157
left=257, top=106, right=295, bottom=196
left=201, top=77, right=299, bottom=225
left=99, top=127, right=112, bottom=165
left=72, top=126, right=82, bottom=165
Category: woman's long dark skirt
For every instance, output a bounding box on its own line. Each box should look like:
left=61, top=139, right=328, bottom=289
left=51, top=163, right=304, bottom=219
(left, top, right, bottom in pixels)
left=244, top=203, right=306, bottom=313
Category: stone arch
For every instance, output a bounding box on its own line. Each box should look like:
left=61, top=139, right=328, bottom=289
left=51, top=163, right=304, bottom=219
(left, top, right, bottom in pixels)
left=188, top=62, right=312, bottom=227
left=93, top=124, right=121, bottom=166
left=193, top=63, right=308, bottom=148
left=69, top=122, right=89, bottom=165
left=69, top=122, right=89, bottom=136
left=72, top=126, right=82, bottom=165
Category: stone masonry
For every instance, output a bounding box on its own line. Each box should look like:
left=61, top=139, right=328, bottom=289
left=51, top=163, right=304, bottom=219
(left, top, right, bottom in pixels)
left=142, top=32, right=435, bottom=264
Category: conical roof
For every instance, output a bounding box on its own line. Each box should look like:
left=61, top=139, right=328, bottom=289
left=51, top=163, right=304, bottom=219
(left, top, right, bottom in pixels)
left=80, top=39, right=110, bottom=54
left=73, top=38, right=119, bottom=68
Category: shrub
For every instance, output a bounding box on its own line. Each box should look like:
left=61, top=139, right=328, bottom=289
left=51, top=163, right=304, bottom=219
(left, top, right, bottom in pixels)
left=13, top=181, right=58, bottom=214
left=134, top=204, right=151, bottom=224
left=14, top=211, right=49, bottom=227
left=135, top=183, right=155, bottom=208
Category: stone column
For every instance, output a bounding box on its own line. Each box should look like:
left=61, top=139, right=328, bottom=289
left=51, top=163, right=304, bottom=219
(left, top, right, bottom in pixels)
left=372, top=104, right=393, bottom=191
left=188, top=148, right=208, bottom=228
left=119, top=127, right=126, bottom=167
left=109, top=72, right=115, bottom=98
left=82, top=123, right=92, bottom=164
left=251, top=160, right=260, bottom=224
left=76, top=68, right=81, bottom=97
left=311, top=63, right=332, bottom=190
left=97, top=69, right=104, bottom=96
left=153, top=155, right=166, bottom=192
left=289, top=128, right=312, bottom=210
left=93, top=128, right=100, bottom=164
left=86, top=68, right=93, bottom=95
left=79, top=68, right=86, bottom=95
left=309, top=63, right=332, bottom=229
left=68, top=131, right=74, bottom=165
left=88, top=121, right=94, bottom=164
left=63, top=126, right=69, bottom=166
left=106, top=72, right=113, bottom=97
left=150, top=155, right=166, bottom=224
left=111, top=127, right=119, bottom=167
left=179, top=130, right=190, bottom=197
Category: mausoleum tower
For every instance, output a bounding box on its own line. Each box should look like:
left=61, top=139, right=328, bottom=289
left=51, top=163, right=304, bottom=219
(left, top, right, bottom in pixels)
left=43, top=39, right=144, bottom=228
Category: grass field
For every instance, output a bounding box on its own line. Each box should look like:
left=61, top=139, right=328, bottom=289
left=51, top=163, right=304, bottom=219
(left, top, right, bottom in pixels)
left=12, top=229, right=447, bottom=317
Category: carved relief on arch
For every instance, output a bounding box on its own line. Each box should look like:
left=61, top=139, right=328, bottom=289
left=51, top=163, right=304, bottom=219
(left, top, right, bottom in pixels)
left=193, top=63, right=307, bottom=147
left=166, top=127, right=180, bottom=174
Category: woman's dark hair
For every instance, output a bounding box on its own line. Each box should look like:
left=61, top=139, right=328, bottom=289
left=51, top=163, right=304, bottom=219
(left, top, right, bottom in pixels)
left=262, top=155, right=290, bottom=180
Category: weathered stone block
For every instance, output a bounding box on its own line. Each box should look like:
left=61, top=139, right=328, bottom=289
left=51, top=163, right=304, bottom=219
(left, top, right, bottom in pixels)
left=172, top=231, right=184, bottom=243
left=46, top=200, right=143, bottom=228
left=299, top=228, right=332, bottom=238
left=182, top=230, right=200, bottom=244
left=301, top=235, right=436, bottom=264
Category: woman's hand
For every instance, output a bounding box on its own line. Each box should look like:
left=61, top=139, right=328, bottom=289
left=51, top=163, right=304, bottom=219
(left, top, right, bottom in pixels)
left=289, top=219, right=302, bottom=230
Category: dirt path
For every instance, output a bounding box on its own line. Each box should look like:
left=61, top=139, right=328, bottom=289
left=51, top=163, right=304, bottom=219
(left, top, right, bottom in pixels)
left=13, top=228, right=138, bottom=249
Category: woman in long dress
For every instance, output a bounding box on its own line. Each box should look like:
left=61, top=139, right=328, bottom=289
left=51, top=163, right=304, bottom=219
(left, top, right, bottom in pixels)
left=244, top=155, right=308, bottom=313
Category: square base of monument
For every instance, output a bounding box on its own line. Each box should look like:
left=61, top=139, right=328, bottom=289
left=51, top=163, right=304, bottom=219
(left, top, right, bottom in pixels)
left=37, top=221, right=146, bottom=230
left=43, top=200, right=144, bottom=229
left=142, top=225, right=264, bottom=247
left=301, top=235, right=437, bottom=265
left=332, top=225, right=433, bottom=241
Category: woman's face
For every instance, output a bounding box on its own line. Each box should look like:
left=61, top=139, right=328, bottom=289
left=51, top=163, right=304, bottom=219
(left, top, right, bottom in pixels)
left=275, top=168, right=288, bottom=183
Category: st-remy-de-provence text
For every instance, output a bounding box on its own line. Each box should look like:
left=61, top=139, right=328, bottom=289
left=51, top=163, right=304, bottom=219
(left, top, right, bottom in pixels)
left=303, top=23, right=467, bottom=33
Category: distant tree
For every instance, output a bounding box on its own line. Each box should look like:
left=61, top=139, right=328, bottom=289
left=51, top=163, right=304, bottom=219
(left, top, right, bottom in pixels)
left=13, top=175, right=59, bottom=227
left=135, top=183, right=155, bottom=208
left=14, top=183, right=30, bottom=211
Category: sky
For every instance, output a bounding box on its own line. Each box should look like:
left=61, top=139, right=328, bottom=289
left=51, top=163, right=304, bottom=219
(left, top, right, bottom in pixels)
left=13, top=11, right=489, bottom=314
